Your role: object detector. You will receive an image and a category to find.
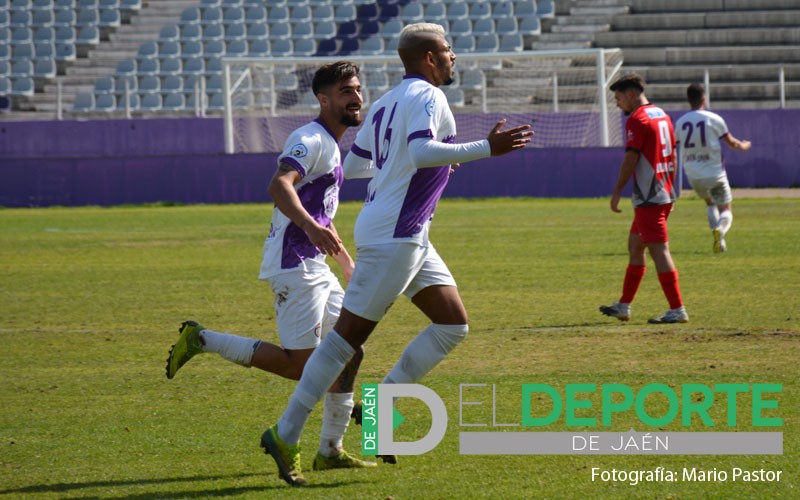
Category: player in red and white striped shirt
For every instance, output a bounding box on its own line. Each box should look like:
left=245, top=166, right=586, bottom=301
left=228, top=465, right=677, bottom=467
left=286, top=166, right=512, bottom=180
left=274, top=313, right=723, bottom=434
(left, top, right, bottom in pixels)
left=600, top=73, right=689, bottom=324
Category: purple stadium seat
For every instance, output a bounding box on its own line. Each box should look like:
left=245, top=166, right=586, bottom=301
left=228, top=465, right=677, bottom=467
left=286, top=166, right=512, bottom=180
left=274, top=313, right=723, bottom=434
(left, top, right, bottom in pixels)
left=379, top=4, right=400, bottom=22
left=338, top=37, right=359, bottom=55
left=315, top=38, right=337, bottom=56
left=337, top=21, right=359, bottom=40
left=357, top=3, right=379, bottom=22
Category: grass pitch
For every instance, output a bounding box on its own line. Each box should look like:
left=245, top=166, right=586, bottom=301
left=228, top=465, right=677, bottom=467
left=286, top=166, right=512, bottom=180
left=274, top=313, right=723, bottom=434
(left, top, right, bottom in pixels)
left=1, top=196, right=798, bottom=499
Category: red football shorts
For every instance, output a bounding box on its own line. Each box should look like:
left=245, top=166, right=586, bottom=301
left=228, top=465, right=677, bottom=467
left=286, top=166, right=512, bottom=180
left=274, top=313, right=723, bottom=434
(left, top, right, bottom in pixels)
left=630, top=203, right=672, bottom=243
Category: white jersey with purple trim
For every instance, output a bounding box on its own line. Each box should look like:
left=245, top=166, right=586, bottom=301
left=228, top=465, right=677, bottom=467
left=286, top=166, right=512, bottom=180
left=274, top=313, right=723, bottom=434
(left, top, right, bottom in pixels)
left=348, top=75, right=455, bottom=247
left=259, top=119, right=343, bottom=280
left=675, top=109, right=730, bottom=181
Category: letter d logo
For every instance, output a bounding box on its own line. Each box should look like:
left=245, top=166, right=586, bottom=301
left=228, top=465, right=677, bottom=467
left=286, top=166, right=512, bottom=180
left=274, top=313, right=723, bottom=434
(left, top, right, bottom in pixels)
left=374, top=384, right=447, bottom=455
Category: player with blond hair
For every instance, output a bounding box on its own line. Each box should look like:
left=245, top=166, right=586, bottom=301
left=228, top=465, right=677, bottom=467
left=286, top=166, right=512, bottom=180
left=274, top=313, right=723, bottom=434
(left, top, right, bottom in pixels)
left=260, top=23, right=534, bottom=486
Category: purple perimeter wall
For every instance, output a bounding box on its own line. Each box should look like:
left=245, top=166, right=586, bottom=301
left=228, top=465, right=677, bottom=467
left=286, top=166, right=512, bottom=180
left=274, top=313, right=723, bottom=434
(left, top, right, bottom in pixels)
left=1, top=110, right=798, bottom=207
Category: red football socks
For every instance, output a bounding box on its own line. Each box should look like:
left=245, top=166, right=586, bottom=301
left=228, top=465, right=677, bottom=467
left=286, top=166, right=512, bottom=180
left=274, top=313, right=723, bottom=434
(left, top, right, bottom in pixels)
left=658, top=269, right=683, bottom=309
left=620, top=264, right=646, bottom=304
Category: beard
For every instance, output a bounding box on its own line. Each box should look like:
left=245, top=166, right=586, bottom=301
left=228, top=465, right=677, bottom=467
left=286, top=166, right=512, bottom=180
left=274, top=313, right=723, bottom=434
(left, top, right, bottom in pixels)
left=340, top=113, right=362, bottom=127
left=438, top=60, right=454, bottom=86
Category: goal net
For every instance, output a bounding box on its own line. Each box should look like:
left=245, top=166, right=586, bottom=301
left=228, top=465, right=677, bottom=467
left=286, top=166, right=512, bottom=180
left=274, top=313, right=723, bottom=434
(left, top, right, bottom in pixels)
left=223, top=48, right=624, bottom=154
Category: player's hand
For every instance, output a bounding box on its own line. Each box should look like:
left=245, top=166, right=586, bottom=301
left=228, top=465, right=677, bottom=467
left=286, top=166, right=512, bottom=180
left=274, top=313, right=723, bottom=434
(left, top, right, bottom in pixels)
left=449, top=162, right=461, bottom=174
left=610, top=192, right=622, bottom=213
left=739, top=140, right=752, bottom=151
left=487, top=119, right=534, bottom=156
left=303, top=221, right=343, bottom=256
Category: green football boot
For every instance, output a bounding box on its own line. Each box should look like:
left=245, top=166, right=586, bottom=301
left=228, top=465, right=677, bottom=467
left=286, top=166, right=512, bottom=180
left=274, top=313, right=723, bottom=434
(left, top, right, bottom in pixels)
left=351, top=402, right=398, bottom=464
left=165, top=320, right=204, bottom=379
left=312, top=449, right=377, bottom=471
left=261, top=425, right=307, bottom=487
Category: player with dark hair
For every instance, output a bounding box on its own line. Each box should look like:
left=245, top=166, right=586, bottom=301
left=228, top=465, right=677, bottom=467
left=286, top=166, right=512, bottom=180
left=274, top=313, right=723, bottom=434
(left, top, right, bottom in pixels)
left=600, top=73, right=689, bottom=324
left=260, top=22, right=534, bottom=487
left=675, top=83, right=751, bottom=252
left=165, top=61, right=375, bottom=472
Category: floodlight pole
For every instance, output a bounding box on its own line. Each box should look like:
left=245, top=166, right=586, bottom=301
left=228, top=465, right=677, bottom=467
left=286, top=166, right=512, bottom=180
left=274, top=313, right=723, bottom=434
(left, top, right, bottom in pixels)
left=124, top=79, right=131, bottom=119
left=596, top=48, right=609, bottom=147
left=223, top=60, right=235, bottom=154
left=56, top=79, right=62, bottom=120
left=552, top=71, right=559, bottom=112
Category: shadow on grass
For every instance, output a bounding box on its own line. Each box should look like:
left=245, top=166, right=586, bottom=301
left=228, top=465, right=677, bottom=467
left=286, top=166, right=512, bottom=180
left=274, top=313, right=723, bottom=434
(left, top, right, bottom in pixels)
left=0, top=473, right=365, bottom=498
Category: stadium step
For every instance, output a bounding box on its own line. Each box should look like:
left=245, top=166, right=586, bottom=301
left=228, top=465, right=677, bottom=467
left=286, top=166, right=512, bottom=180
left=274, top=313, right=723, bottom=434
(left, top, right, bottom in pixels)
left=631, top=63, right=800, bottom=84
left=530, top=32, right=596, bottom=43
left=65, top=66, right=122, bottom=78
left=612, top=10, right=800, bottom=30
left=550, top=23, right=611, bottom=34
left=530, top=40, right=594, bottom=50
left=555, top=15, right=618, bottom=25
left=98, top=41, right=148, bottom=52
left=575, top=0, right=630, bottom=7
left=628, top=0, right=799, bottom=14
left=622, top=45, right=800, bottom=65
left=570, top=6, right=630, bottom=16
left=43, top=85, right=94, bottom=97
left=109, top=32, right=162, bottom=44
left=647, top=81, right=800, bottom=101
left=596, top=27, right=800, bottom=47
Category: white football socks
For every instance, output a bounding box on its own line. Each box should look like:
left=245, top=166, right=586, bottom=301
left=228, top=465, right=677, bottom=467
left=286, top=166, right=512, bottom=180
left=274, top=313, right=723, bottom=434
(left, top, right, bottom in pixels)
left=384, top=323, right=468, bottom=384
left=319, top=392, right=355, bottom=457
left=718, top=210, right=733, bottom=235
left=199, top=329, right=259, bottom=367
left=277, top=330, right=355, bottom=445
left=706, top=205, right=720, bottom=230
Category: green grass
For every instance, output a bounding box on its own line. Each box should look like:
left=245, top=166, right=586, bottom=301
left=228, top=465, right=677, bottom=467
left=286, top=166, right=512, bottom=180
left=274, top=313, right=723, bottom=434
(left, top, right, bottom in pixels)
left=1, top=197, right=798, bottom=499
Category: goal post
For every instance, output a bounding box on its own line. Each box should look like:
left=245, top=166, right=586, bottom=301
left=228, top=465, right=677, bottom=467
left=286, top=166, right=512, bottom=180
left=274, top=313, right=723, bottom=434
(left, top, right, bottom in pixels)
left=222, top=48, right=624, bottom=154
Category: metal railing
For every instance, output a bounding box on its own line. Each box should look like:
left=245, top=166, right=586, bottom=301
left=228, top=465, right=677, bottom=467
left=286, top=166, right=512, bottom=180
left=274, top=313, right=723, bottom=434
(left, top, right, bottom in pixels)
left=39, top=65, right=796, bottom=120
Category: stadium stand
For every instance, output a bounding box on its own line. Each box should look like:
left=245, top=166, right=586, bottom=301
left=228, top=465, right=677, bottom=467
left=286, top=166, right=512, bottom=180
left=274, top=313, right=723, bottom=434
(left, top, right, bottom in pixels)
left=541, top=0, right=800, bottom=108
left=593, top=0, right=800, bottom=108
left=1, top=0, right=797, bottom=118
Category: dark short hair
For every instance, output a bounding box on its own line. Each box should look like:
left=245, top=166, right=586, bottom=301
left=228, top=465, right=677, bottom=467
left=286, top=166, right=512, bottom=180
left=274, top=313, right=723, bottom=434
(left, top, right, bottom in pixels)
left=609, top=73, right=646, bottom=93
left=686, top=82, right=705, bottom=107
left=312, top=61, right=360, bottom=95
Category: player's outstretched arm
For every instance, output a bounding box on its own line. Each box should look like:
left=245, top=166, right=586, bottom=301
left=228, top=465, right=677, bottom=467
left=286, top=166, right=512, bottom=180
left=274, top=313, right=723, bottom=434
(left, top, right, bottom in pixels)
left=407, top=119, right=533, bottom=170
left=487, top=119, right=535, bottom=156
left=722, top=134, right=752, bottom=152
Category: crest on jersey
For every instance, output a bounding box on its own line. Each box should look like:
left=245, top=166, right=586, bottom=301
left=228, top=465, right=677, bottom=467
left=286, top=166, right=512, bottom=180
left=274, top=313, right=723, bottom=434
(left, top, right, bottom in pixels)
left=291, top=143, right=309, bottom=158
left=425, top=98, right=436, bottom=116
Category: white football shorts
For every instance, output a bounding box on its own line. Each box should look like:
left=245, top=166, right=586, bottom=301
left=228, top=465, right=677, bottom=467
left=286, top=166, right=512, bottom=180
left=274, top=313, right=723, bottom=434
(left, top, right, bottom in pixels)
left=267, top=269, right=344, bottom=350
left=343, top=242, right=457, bottom=322
left=688, top=174, right=733, bottom=205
